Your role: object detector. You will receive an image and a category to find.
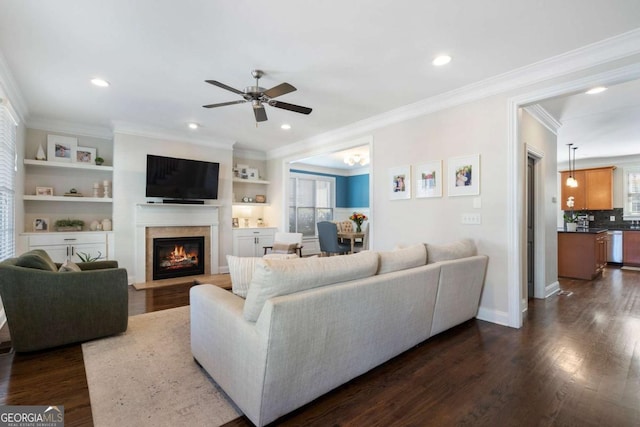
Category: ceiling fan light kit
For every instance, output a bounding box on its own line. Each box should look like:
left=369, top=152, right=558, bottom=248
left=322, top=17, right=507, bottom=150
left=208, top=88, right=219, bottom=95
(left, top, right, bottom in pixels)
left=203, top=69, right=312, bottom=123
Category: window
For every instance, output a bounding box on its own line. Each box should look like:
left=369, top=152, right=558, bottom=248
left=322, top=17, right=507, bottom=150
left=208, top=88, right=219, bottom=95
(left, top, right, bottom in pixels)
left=289, top=172, right=335, bottom=236
left=0, top=105, right=17, bottom=261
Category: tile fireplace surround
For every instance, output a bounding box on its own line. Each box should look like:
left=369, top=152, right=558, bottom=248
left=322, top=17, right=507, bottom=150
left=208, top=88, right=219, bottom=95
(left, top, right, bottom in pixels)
left=135, top=203, right=220, bottom=283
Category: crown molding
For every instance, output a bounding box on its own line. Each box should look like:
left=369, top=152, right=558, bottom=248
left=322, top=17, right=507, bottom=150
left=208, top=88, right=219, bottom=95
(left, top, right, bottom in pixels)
left=112, top=121, right=235, bottom=150
left=233, top=147, right=268, bottom=161
left=269, top=27, right=640, bottom=160
left=27, top=117, right=113, bottom=140
left=0, top=50, right=28, bottom=123
left=523, top=104, right=562, bottom=135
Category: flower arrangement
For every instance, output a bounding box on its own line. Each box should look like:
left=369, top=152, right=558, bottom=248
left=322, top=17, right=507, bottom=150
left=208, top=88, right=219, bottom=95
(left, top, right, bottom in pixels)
left=564, top=197, right=577, bottom=223
left=349, top=212, right=368, bottom=233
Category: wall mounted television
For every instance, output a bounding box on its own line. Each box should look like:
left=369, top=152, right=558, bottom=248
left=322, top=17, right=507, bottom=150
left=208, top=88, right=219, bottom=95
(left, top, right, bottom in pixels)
left=146, top=154, right=220, bottom=200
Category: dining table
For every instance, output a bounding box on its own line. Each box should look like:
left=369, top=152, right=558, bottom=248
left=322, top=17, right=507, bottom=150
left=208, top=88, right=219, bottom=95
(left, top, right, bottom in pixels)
left=337, top=231, right=365, bottom=254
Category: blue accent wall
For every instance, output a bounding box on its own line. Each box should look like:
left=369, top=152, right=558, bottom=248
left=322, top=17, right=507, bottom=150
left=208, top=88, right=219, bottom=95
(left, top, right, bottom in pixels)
left=291, top=169, right=369, bottom=208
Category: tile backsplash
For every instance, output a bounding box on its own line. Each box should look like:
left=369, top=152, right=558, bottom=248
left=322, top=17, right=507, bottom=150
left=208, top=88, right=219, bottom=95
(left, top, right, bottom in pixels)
left=563, top=208, right=634, bottom=230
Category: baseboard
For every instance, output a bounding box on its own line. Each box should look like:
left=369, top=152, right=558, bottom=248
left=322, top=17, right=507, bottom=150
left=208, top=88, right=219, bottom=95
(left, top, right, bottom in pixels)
left=621, top=266, right=640, bottom=271
left=545, top=281, right=560, bottom=298
left=476, top=306, right=511, bottom=327
left=218, top=266, right=229, bottom=274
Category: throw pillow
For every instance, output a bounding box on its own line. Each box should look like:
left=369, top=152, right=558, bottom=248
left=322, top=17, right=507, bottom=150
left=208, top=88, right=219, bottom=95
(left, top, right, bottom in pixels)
left=243, top=251, right=379, bottom=322
left=271, top=242, right=298, bottom=254
left=227, top=255, right=260, bottom=298
left=377, top=244, right=427, bottom=275
left=15, top=249, right=58, bottom=272
left=426, top=238, right=477, bottom=264
left=59, top=259, right=82, bottom=272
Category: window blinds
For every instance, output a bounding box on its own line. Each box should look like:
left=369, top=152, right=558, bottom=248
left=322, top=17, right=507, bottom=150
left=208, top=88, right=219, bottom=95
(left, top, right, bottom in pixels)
left=0, top=105, right=17, bottom=261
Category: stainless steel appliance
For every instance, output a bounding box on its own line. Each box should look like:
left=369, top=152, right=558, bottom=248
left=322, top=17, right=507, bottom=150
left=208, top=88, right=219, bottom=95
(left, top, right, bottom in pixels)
left=607, top=230, right=623, bottom=264
left=576, top=215, right=590, bottom=229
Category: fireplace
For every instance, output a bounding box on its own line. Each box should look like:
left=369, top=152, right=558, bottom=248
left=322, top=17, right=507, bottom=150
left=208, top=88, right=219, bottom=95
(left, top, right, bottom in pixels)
left=152, top=236, right=205, bottom=280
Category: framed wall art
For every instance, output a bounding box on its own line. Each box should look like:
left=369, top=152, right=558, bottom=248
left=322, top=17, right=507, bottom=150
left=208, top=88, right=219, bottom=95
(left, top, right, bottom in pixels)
left=448, top=154, right=480, bottom=197
left=35, top=186, right=54, bottom=196
left=415, top=160, right=442, bottom=198
left=76, top=146, right=96, bottom=163
left=389, top=165, right=411, bottom=200
left=47, top=134, right=77, bottom=163
left=33, top=217, right=50, bottom=232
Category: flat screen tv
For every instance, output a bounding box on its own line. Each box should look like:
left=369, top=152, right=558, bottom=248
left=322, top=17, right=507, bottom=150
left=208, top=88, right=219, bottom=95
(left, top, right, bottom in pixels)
left=146, top=154, right=220, bottom=200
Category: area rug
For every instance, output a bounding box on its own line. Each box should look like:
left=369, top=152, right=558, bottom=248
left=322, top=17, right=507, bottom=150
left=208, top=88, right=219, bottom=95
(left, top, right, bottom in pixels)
left=82, top=306, right=242, bottom=427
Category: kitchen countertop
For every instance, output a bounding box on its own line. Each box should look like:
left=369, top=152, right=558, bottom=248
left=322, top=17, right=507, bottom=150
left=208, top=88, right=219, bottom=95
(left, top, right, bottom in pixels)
left=557, top=228, right=608, bottom=234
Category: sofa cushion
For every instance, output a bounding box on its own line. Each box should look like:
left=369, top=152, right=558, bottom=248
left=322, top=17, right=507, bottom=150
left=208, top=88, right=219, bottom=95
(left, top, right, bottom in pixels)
left=377, top=244, right=427, bottom=275
left=15, top=249, right=58, bottom=272
left=59, top=259, right=82, bottom=272
left=243, top=251, right=379, bottom=322
left=426, top=239, right=477, bottom=264
left=227, top=255, right=260, bottom=298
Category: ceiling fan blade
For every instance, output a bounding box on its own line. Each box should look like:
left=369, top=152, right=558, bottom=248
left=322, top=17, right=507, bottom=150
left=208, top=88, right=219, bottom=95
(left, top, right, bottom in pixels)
left=205, top=80, right=244, bottom=95
left=253, top=104, right=268, bottom=122
left=263, top=83, right=296, bottom=99
left=268, top=100, right=312, bottom=115
left=202, top=100, right=247, bottom=108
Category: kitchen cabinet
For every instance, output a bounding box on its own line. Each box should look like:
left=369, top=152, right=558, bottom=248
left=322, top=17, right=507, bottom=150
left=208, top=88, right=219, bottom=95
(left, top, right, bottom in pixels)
left=232, top=228, right=276, bottom=257
left=558, top=230, right=608, bottom=280
left=560, top=167, right=614, bottom=210
left=623, top=230, right=640, bottom=266
left=20, top=232, right=114, bottom=264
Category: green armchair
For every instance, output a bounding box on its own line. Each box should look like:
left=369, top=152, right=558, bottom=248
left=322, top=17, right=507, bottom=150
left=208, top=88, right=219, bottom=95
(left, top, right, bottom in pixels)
left=0, top=249, right=128, bottom=352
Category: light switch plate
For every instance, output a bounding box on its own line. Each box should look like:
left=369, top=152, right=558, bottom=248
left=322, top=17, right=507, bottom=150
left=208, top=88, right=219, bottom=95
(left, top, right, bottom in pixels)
left=610, top=216, right=616, bottom=221
left=461, top=213, right=481, bottom=225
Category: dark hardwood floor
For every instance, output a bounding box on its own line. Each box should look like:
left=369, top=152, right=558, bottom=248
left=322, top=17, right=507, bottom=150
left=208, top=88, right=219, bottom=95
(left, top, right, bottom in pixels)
left=1, top=268, right=639, bottom=426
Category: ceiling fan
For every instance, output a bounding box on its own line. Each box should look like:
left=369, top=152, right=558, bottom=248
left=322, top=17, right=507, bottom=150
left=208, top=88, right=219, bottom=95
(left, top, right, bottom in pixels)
left=203, top=69, right=312, bottom=122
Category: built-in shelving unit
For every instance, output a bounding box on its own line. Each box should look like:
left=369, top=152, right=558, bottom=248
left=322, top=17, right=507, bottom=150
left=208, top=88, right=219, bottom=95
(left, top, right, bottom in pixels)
left=23, top=195, right=112, bottom=203
left=232, top=177, right=270, bottom=206
left=24, top=159, right=114, bottom=172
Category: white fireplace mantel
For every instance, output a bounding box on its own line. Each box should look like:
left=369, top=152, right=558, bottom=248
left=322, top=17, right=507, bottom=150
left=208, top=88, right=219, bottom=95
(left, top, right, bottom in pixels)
left=134, top=203, right=220, bottom=283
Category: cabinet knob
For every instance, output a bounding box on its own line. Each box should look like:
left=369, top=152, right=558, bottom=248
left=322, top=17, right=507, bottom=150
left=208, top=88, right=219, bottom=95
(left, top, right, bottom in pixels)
left=64, top=238, right=77, bottom=241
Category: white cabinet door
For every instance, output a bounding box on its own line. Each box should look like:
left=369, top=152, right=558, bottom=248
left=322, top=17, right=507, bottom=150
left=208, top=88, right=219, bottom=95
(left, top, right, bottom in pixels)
left=31, top=245, right=70, bottom=263
left=235, top=235, right=259, bottom=257
left=232, top=228, right=276, bottom=257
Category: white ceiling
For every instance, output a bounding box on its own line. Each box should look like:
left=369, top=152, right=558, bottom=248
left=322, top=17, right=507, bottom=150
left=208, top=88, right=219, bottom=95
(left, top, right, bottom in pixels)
left=538, top=78, right=640, bottom=164
left=1, top=1, right=639, bottom=155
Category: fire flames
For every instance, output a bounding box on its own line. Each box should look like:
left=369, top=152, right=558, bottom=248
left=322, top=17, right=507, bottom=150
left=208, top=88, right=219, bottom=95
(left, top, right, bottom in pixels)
left=159, top=244, right=199, bottom=269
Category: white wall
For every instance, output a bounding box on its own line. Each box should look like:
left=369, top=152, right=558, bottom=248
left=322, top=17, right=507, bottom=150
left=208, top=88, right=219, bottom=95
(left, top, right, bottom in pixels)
left=267, top=95, right=512, bottom=324
left=112, top=132, right=233, bottom=282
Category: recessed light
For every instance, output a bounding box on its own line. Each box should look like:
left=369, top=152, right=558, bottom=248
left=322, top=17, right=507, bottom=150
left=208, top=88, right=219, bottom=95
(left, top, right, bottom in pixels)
left=432, top=55, right=452, bottom=66
left=586, top=86, right=607, bottom=95
left=90, top=78, right=110, bottom=87
left=188, top=122, right=199, bottom=129
left=281, top=124, right=291, bottom=130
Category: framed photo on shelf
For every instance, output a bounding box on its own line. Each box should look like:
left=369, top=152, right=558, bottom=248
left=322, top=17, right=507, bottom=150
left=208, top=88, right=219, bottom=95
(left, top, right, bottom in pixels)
left=76, top=146, right=96, bottom=163
left=47, top=134, right=77, bottom=163
left=415, top=160, right=443, bottom=198
left=246, top=168, right=259, bottom=180
left=35, top=186, right=54, bottom=196
left=33, top=218, right=50, bottom=232
left=232, top=217, right=239, bottom=228
left=389, top=165, right=411, bottom=200
left=448, top=154, right=480, bottom=197
left=255, top=194, right=266, bottom=203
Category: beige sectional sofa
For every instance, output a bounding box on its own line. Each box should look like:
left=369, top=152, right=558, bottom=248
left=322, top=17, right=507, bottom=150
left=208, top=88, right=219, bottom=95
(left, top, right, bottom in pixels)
left=190, top=240, right=488, bottom=426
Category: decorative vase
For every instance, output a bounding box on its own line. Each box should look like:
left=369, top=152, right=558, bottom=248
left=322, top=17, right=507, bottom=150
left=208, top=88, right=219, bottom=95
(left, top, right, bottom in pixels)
left=102, top=218, right=112, bottom=231
left=566, top=222, right=577, bottom=232
left=36, top=144, right=46, bottom=160
left=355, top=222, right=362, bottom=233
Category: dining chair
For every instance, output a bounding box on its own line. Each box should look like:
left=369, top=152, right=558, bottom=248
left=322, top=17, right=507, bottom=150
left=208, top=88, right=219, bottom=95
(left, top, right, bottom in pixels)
left=317, top=221, right=351, bottom=256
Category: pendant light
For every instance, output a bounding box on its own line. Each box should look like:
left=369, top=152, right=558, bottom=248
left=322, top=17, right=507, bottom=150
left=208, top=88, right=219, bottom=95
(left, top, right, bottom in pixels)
left=566, top=144, right=577, bottom=187
left=571, top=146, right=579, bottom=188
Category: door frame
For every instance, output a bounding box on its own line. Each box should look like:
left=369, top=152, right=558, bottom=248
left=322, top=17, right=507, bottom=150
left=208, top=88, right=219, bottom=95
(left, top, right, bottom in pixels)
left=506, top=62, right=640, bottom=328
